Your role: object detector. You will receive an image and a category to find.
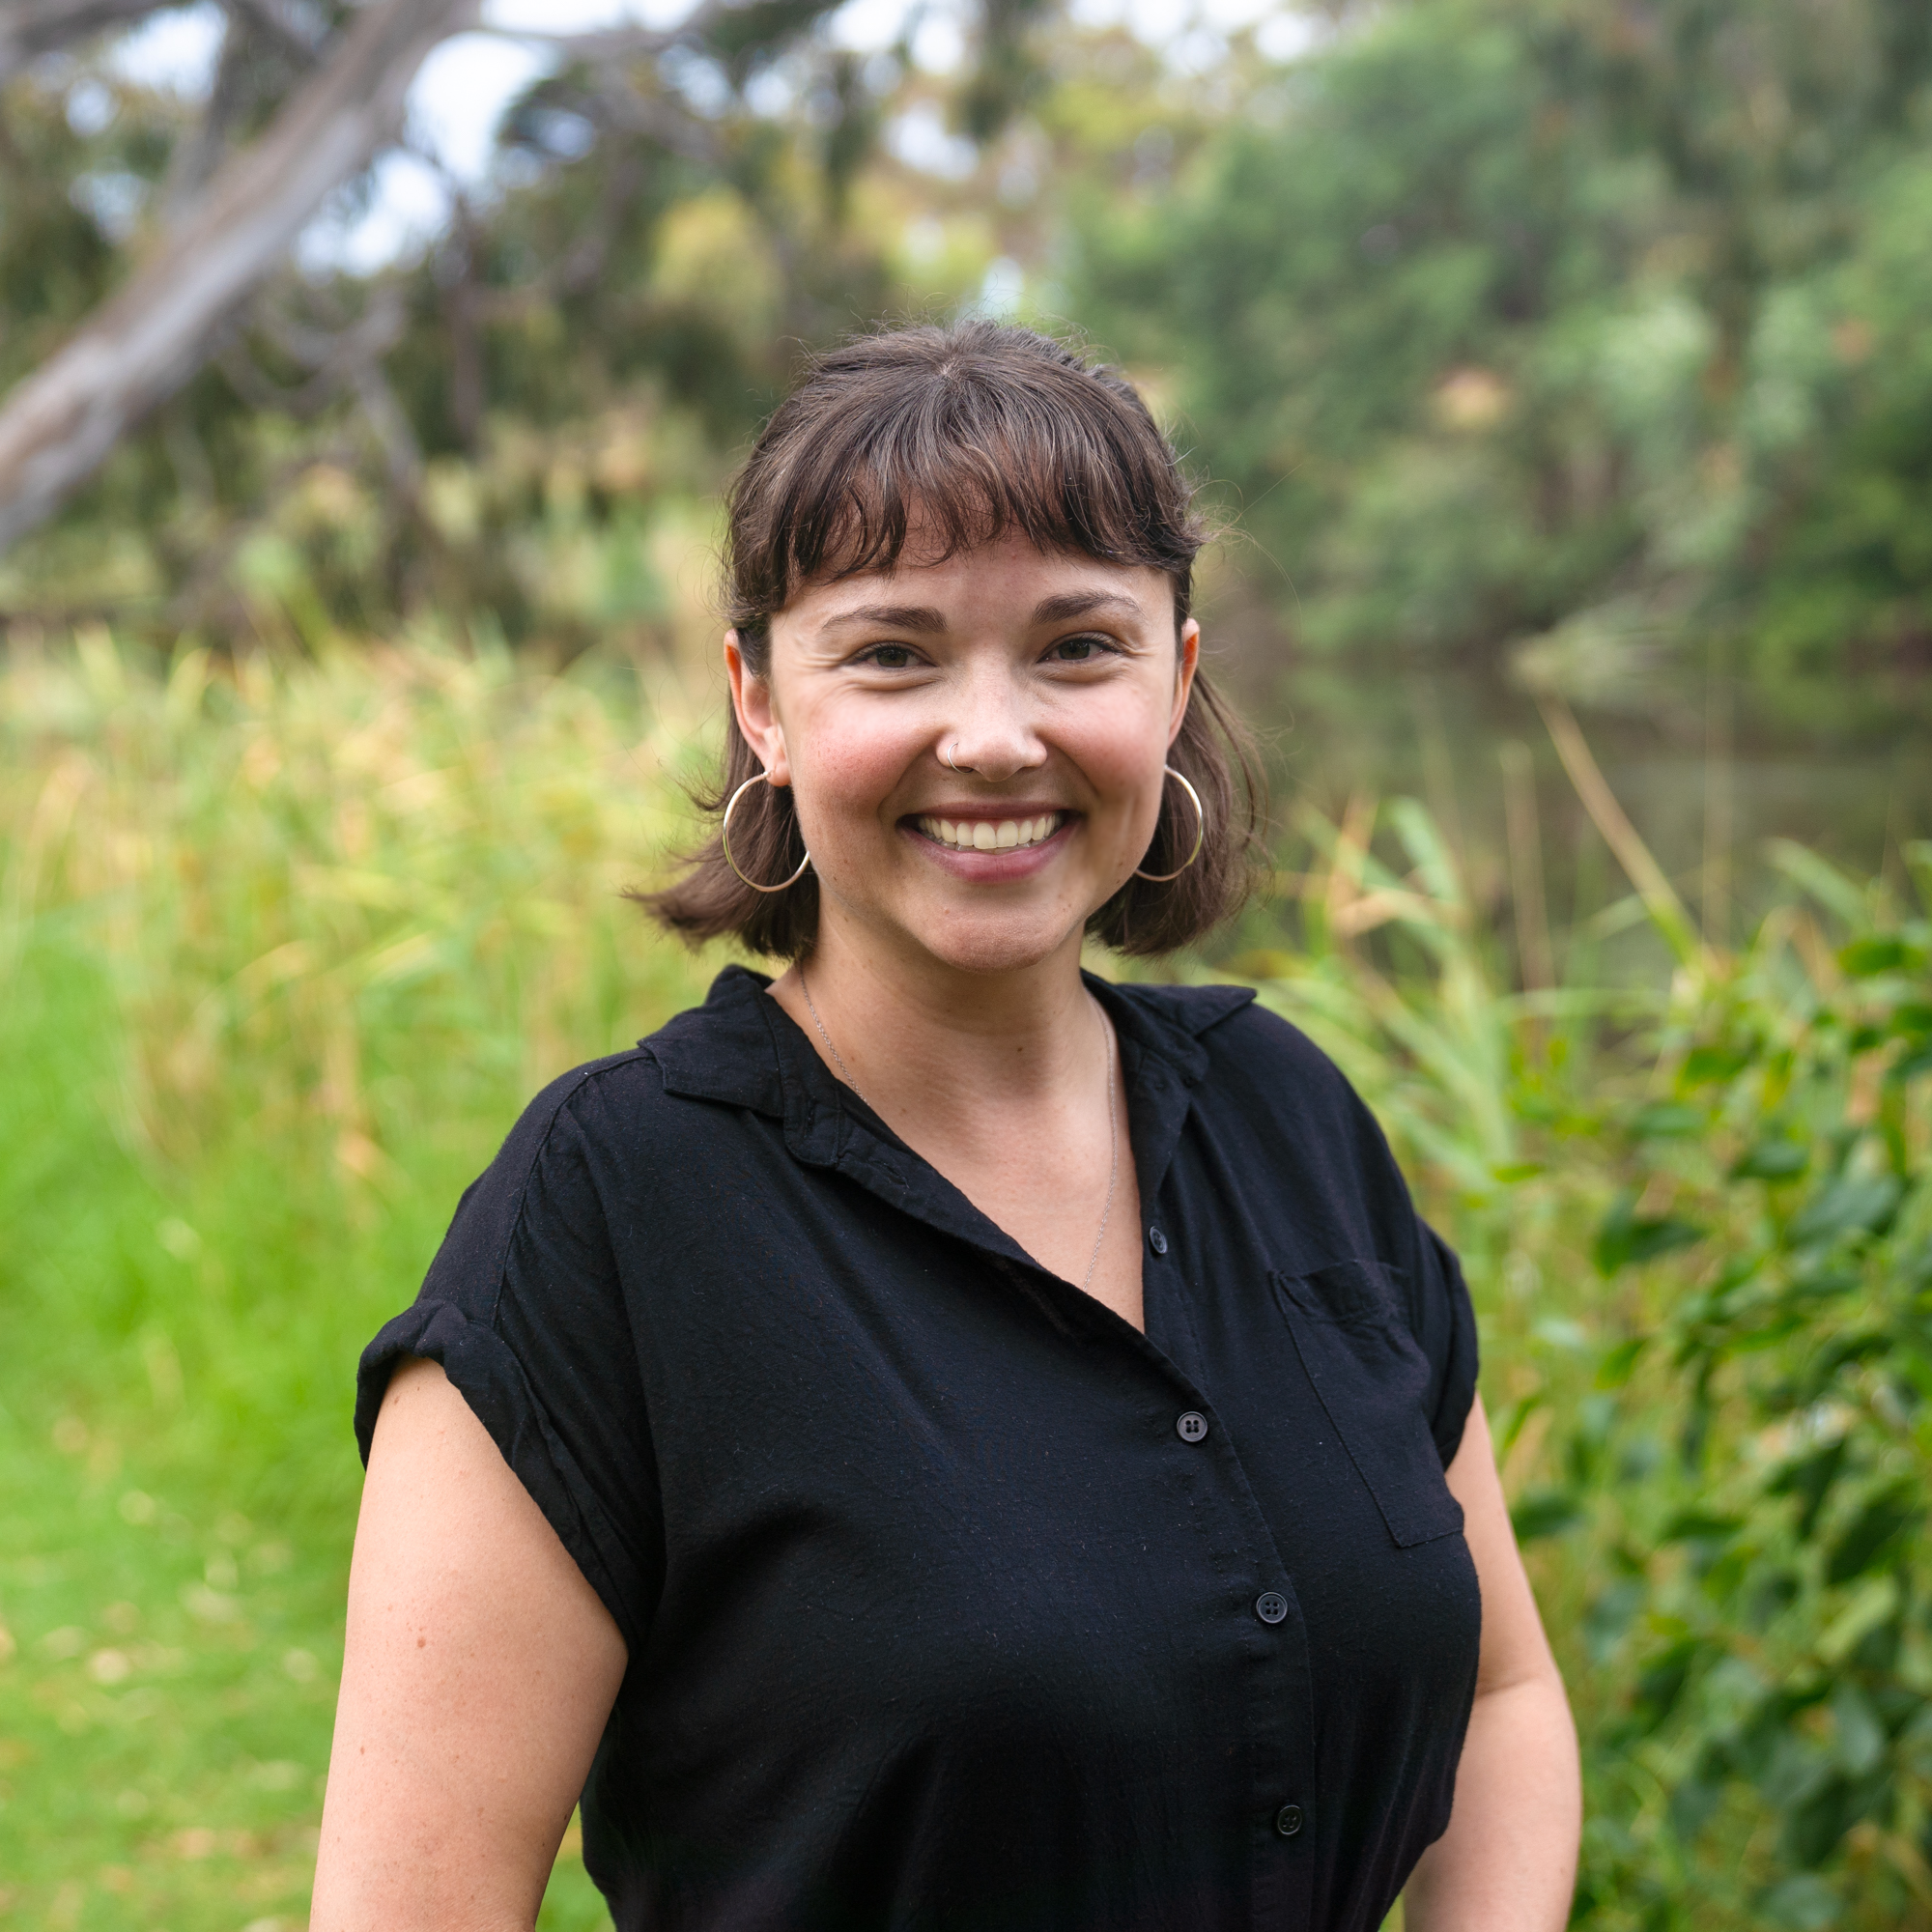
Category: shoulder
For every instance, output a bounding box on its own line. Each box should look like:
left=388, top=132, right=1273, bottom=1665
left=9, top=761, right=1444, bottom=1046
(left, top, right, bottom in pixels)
left=1118, top=978, right=1422, bottom=1238
left=420, top=1047, right=664, bottom=1299
left=490, top=1045, right=668, bottom=1180
left=498, top=964, right=787, bottom=1170
left=1110, top=980, right=1371, bottom=1135
left=1211, top=998, right=1405, bottom=1193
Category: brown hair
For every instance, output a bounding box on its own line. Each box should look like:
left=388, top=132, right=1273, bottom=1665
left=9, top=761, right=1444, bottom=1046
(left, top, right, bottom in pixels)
left=643, top=320, right=1265, bottom=957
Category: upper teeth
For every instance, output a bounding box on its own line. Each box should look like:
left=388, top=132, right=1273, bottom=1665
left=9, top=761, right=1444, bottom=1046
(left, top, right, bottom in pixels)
left=918, top=813, right=1062, bottom=852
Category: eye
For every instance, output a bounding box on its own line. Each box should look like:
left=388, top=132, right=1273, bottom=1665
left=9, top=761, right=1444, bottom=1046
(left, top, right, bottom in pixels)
left=1046, top=634, right=1114, bottom=663
left=860, top=642, right=919, bottom=668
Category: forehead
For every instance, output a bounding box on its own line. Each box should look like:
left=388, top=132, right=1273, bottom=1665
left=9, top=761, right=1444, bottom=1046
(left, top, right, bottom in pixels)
left=777, top=530, right=1176, bottom=636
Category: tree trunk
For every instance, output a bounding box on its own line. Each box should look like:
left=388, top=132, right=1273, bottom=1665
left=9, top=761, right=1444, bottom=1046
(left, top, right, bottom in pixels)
left=0, top=0, right=478, bottom=555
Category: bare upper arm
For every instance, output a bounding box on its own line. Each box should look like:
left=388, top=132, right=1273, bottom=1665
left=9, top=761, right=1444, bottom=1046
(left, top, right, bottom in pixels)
left=311, top=1355, right=629, bottom=1932
left=1445, top=1396, right=1563, bottom=1698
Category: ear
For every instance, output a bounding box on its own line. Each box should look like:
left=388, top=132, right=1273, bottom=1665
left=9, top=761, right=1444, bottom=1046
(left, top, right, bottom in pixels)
left=1168, top=619, right=1201, bottom=747
left=724, top=631, right=790, bottom=786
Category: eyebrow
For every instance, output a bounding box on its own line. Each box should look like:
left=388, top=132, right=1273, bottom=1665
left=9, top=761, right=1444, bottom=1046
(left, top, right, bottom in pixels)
left=1030, top=590, right=1145, bottom=624
left=817, top=603, right=949, bottom=636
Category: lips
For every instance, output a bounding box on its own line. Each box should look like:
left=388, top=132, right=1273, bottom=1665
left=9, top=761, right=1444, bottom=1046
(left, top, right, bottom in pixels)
left=915, top=812, right=1065, bottom=853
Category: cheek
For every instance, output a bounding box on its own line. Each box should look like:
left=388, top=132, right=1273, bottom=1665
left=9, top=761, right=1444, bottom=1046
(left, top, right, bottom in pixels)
left=1065, top=694, right=1173, bottom=797
left=790, top=713, right=917, bottom=834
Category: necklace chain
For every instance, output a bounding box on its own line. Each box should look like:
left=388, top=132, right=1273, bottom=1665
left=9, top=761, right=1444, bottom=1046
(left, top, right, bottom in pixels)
left=796, top=963, right=1121, bottom=1294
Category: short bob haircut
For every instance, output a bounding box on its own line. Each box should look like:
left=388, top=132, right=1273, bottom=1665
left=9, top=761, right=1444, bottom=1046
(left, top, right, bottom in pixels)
left=644, top=320, right=1265, bottom=958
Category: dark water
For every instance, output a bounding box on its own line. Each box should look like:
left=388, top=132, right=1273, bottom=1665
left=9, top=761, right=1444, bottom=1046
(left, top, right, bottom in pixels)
left=1211, top=636, right=1930, bottom=979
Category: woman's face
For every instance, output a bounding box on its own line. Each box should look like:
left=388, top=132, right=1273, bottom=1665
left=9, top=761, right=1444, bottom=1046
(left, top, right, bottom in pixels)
left=728, top=530, right=1199, bottom=978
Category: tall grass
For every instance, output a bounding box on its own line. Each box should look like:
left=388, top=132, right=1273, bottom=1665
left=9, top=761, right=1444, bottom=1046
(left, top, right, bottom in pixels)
left=1, top=635, right=719, bottom=1928
left=2, top=634, right=1926, bottom=1928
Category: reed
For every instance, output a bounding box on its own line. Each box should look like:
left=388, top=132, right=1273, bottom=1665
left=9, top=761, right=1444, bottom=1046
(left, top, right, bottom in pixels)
left=2, top=632, right=1926, bottom=1929
left=1, top=633, right=720, bottom=1928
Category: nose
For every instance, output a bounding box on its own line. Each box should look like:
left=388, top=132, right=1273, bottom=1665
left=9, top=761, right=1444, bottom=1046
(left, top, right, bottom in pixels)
left=942, top=662, right=1047, bottom=784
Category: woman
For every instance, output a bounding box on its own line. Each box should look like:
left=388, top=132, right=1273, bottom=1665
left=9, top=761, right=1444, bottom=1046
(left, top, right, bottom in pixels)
left=313, top=322, right=1579, bottom=1932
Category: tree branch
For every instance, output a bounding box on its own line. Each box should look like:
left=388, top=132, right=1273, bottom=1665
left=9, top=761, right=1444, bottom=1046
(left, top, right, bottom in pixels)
left=472, top=0, right=736, bottom=65
left=0, top=0, right=161, bottom=84
left=0, top=0, right=477, bottom=555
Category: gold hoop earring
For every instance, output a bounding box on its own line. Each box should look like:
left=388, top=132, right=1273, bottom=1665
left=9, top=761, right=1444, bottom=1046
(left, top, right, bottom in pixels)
left=721, top=772, right=811, bottom=894
left=1132, top=766, right=1206, bottom=883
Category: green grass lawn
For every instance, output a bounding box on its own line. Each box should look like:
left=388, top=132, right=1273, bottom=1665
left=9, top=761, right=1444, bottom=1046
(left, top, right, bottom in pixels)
left=0, top=923, right=624, bottom=1928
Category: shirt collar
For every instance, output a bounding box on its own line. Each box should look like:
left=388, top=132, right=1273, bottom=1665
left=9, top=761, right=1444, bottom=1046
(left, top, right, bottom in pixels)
left=647, top=965, right=1251, bottom=1114
left=645, top=963, right=1255, bottom=1272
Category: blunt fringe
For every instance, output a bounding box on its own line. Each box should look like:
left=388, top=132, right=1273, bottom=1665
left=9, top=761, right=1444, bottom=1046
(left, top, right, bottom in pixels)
left=642, top=320, right=1265, bottom=958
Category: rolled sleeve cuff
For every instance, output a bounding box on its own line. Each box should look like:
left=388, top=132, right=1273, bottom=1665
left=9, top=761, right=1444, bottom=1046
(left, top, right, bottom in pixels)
left=355, top=1299, right=650, bottom=1654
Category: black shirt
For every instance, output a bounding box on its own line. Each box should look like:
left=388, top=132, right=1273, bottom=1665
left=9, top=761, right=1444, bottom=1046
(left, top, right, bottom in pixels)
left=356, top=965, right=1482, bottom=1932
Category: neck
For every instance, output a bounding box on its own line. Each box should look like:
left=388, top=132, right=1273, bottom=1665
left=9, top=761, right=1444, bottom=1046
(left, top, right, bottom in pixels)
left=778, top=911, right=1101, bottom=1111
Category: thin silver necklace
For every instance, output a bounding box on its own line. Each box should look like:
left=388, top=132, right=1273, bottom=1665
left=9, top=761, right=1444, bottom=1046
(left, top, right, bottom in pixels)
left=796, top=963, right=1122, bottom=1293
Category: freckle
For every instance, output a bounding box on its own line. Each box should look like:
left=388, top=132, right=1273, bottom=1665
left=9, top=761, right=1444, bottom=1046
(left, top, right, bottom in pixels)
left=416, top=1635, right=426, bottom=1649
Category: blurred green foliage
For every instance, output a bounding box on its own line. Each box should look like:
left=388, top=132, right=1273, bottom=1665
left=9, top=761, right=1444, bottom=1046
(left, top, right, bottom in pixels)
left=1074, top=0, right=1932, bottom=726
left=0, top=636, right=720, bottom=1927
left=0, top=0, right=1081, bottom=652
left=1242, top=800, right=1932, bottom=1928
left=10, top=0, right=1932, bottom=736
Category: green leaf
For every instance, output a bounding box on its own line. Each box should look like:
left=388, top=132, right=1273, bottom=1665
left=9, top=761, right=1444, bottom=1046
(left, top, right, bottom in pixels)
left=1582, top=1577, right=1645, bottom=1664
left=1829, top=1682, right=1885, bottom=1776
left=1631, top=1636, right=1702, bottom=1731
left=1838, top=935, right=1919, bottom=977
left=1735, top=1689, right=1828, bottom=1779
left=1625, top=1218, right=1707, bottom=1264
left=1786, top=1174, right=1903, bottom=1247
left=1488, top=1160, right=1543, bottom=1183
left=1734, top=1138, right=1809, bottom=1180
left=1825, top=1483, right=1920, bottom=1586
left=1780, top=1770, right=1858, bottom=1870
left=1594, top=1193, right=1704, bottom=1274
left=1661, top=1509, right=1743, bottom=1545
left=1758, top=1873, right=1841, bottom=1928
left=1818, top=1575, right=1901, bottom=1664
left=1783, top=1268, right=1861, bottom=1303
left=1511, top=1488, right=1585, bottom=1540
left=1666, top=1774, right=1721, bottom=1845
left=1744, top=1568, right=1802, bottom=1631
left=1632, top=1102, right=1702, bottom=1139
left=1684, top=1043, right=1750, bottom=1085
left=1768, top=1438, right=1851, bottom=1541
left=1594, top=1335, right=1647, bottom=1388
left=1795, top=1332, right=1890, bottom=1405
left=1532, top=1315, right=1590, bottom=1352
left=1769, top=843, right=1870, bottom=926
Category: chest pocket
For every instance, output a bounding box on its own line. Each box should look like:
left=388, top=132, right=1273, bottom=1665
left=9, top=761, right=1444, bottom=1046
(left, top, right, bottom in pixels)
left=1271, top=1261, right=1464, bottom=1549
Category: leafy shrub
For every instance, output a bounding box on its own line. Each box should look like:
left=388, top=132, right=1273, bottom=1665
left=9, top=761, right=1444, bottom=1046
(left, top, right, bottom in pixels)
left=1555, top=901, right=1932, bottom=1927
left=1243, top=805, right=1932, bottom=1928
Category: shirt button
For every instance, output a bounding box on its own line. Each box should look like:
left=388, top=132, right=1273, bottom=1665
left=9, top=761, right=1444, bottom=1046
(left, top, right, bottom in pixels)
left=1255, top=1592, right=1289, bottom=1625
left=1148, top=1227, right=1168, bottom=1255
left=1176, top=1410, right=1208, bottom=1443
left=1275, top=1804, right=1304, bottom=1838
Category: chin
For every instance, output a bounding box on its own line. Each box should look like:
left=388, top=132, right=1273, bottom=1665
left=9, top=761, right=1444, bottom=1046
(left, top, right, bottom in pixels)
left=906, top=911, right=1086, bottom=978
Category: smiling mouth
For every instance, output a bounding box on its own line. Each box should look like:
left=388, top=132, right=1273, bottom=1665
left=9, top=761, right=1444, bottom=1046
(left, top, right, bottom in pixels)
left=915, top=811, right=1065, bottom=853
